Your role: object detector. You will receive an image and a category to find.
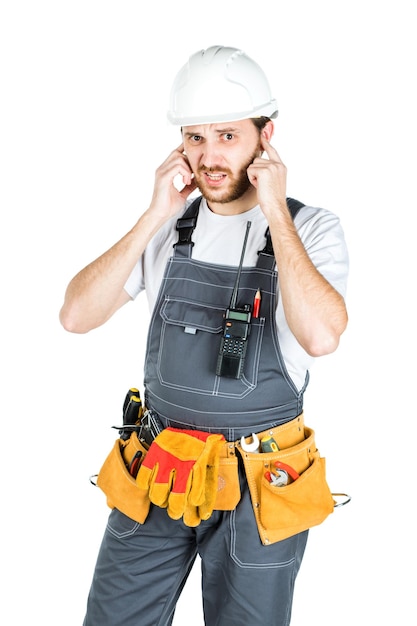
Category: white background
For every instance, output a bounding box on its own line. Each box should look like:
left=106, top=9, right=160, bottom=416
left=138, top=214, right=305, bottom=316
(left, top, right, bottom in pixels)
left=1, top=1, right=416, bottom=624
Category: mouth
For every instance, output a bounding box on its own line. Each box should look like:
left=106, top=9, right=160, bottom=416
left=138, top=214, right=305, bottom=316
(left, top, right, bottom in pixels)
left=203, top=172, right=227, bottom=185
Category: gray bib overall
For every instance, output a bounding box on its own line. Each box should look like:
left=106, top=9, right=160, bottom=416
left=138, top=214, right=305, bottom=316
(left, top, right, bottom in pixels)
left=144, top=197, right=308, bottom=439
left=84, top=198, right=310, bottom=626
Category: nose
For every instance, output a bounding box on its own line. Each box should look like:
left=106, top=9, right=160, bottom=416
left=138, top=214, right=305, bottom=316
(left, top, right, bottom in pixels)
left=199, top=141, right=224, bottom=170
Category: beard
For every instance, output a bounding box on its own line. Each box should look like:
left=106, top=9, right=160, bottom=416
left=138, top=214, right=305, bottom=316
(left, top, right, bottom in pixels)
left=194, top=143, right=261, bottom=204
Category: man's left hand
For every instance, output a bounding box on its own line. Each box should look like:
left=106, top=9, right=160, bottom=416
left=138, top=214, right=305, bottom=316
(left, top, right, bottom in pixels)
left=247, top=136, right=288, bottom=218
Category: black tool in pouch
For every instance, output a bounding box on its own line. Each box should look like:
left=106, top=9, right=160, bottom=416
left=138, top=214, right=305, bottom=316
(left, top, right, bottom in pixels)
left=114, top=388, right=163, bottom=446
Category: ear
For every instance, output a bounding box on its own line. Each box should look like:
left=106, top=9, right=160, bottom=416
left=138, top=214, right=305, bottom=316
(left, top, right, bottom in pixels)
left=262, top=120, right=274, bottom=142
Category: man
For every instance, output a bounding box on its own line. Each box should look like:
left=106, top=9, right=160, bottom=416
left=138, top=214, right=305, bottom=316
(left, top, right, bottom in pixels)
left=60, top=46, right=348, bottom=626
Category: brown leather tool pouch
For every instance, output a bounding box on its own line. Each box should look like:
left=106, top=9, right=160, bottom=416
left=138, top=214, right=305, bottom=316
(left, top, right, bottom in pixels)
left=237, top=419, right=335, bottom=545
left=213, top=443, right=241, bottom=511
left=96, top=432, right=151, bottom=524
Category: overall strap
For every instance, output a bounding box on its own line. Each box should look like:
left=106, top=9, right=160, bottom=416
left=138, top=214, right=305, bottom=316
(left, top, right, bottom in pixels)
left=256, top=197, right=305, bottom=270
left=173, top=196, right=202, bottom=258
left=174, top=195, right=305, bottom=265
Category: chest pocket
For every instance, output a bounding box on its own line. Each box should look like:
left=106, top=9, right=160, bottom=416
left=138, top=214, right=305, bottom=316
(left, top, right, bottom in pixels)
left=156, top=296, right=265, bottom=398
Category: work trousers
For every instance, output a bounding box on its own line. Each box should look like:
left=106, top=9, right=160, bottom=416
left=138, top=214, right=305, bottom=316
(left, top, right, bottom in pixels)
left=83, top=470, right=308, bottom=626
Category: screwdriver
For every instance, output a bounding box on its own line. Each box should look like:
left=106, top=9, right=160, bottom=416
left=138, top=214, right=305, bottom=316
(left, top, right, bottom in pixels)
left=128, top=451, right=143, bottom=478
left=123, top=387, right=140, bottom=415
left=120, top=389, right=142, bottom=440
left=260, top=435, right=279, bottom=453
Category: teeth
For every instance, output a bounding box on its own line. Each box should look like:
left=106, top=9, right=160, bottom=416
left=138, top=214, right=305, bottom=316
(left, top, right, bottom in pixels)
left=206, top=173, right=223, bottom=180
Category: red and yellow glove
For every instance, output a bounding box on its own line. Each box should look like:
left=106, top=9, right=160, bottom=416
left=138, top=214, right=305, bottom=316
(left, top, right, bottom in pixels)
left=136, top=427, right=225, bottom=524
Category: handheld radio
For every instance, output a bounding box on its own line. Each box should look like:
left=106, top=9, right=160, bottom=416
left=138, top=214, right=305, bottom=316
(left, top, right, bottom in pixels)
left=216, top=222, right=252, bottom=379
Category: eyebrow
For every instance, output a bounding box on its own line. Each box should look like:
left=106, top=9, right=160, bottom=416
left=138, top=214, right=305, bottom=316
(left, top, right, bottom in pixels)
left=183, top=127, right=241, bottom=138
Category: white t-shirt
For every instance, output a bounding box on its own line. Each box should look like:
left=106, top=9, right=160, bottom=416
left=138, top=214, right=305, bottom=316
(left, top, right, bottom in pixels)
left=124, top=198, right=349, bottom=390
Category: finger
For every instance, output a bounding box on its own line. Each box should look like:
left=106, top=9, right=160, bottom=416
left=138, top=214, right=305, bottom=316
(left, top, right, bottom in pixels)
left=166, top=145, right=192, bottom=184
left=174, top=143, right=191, bottom=172
left=183, top=501, right=202, bottom=527
left=260, top=136, right=282, bottom=163
left=178, top=178, right=198, bottom=201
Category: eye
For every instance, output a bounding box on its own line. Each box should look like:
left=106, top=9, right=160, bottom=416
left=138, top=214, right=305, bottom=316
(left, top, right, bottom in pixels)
left=190, top=135, right=202, bottom=143
left=222, top=133, right=234, bottom=141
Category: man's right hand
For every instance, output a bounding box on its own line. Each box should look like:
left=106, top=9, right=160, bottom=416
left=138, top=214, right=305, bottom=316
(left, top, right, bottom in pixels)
left=148, top=143, right=197, bottom=221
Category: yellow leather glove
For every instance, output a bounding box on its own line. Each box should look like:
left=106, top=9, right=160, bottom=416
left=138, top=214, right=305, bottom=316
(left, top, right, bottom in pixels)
left=136, top=427, right=225, bottom=524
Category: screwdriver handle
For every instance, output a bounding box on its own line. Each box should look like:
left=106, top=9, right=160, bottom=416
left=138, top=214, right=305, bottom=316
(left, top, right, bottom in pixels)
left=123, top=396, right=142, bottom=424
left=260, top=435, right=279, bottom=453
left=120, top=389, right=142, bottom=440
left=123, top=387, right=140, bottom=416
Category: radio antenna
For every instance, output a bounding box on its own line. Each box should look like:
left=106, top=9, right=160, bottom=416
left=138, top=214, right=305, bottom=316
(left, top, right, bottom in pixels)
left=230, top=221, right=251, bottom=310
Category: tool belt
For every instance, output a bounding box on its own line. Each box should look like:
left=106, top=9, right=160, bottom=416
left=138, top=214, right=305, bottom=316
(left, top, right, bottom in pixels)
left=97, top=433, right=151, bottom=524
left=236, top=414, right=336, bottom=545
left=96, top=412, right=343, bottom=544
left=96, top=427, right=241, bottom=525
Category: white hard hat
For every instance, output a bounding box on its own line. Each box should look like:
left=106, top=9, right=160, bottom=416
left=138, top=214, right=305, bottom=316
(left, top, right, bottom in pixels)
left=167, top=46, right=278, bottom=126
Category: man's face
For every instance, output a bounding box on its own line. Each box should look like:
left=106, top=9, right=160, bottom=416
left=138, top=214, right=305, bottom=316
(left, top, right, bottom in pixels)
left=182, top=119, right=262, bottom=205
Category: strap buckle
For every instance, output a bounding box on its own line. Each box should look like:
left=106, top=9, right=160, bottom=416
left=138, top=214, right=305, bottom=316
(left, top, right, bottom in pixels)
left=174, top=216, right=197, bottom=248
